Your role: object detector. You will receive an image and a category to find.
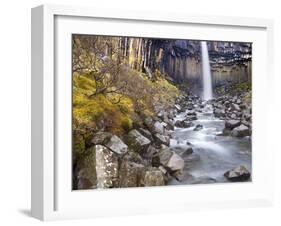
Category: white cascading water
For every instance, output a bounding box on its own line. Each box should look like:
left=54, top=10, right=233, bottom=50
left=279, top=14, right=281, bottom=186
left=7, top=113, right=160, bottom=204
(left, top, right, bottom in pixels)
left=201, top=41, right=213, bottom=100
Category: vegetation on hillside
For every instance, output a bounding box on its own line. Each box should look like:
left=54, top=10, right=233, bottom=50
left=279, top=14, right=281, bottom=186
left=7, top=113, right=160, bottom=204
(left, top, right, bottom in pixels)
left=72, top=35, right=179, bottom=159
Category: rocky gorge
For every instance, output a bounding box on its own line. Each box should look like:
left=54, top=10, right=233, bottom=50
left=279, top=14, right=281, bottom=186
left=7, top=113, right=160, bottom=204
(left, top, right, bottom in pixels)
left=73, top=90, right=252, bottom=189
left=72, top=35, right=252, bottom=190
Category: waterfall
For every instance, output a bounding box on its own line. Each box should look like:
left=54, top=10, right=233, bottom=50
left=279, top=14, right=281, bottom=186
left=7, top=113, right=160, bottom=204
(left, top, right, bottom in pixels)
left=201, top=41, right=213, bottom=100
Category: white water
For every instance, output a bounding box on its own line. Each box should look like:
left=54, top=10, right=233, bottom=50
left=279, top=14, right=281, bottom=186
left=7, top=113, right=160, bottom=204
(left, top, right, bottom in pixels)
left=201, top=41, right=213, bottom=100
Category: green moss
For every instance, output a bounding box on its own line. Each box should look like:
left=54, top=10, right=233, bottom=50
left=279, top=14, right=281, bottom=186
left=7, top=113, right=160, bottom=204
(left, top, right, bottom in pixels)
left=233, top=82, right=251, bottom=92
left=72, top=68, right=179, bottom=138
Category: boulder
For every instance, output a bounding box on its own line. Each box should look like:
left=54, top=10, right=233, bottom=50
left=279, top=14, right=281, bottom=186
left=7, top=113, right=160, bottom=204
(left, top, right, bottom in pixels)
left=140, top=168, right=166, bottom=186
left=105, top=135, right=128, bottom=155
left=170, top=145, right=193, bottom=157
left=138, top=128, right=153, bottom=141
left=158, top=146, right=173, bottom=166
left=166, top=152, right=185, bottom=171
left=174, top=120, right=194, bottom=128
left=225, top=120, right=241, bottom=130
left=126, top=129, right=151, bottom=153
left=123, top=150, right=145, bottom=165
left=164, top=119, right=175, bottom=131
left=153, top=121, right=165, bottom=134
left=144, top=117, right=153, bottom=129
left=185, top=115, right=198, bottom=121
left=91, top=132, right=112, bottom=145
left=154, top=133, right=170, bottom=146
left=214, top=109, right=225, bottom=118
left=95, top=145, right=119, bottom=188
left=193, top=124, right=203, bottom=131
left=222, top=128, right=232, bottom=136
left=224, top=165, right=251, bottom=182
left=231, top=124, right=250, bottom=137
left=186, top=110, right=196, bottom=116
left=118, top=161, right=145, bottom=187
left=76, top=146, right=97, bottom=189
left=231, top=103, right=241, bottom=111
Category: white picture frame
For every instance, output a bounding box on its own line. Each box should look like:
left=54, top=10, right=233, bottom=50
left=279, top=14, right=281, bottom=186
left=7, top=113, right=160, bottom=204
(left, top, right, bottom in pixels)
left=31, top=4, right=274, bottom=221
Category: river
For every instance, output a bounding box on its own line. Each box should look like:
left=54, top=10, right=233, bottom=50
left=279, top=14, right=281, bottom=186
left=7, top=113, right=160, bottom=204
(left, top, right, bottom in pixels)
left=169, top=102, right=252, bottom=185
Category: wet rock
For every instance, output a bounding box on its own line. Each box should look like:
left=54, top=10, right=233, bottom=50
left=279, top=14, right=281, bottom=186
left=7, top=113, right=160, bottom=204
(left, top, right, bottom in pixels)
left=193, top=124, right=203, bottom=131
left=231, top=124, right=250, bottom=137
left=154, top=133, right=170, bottom=146
left=166, top=152, right=185, bottom=171
left=105, top=135, right=128, bottom=155
left=214, top=109, right=225, bottom=118
left=95, top=145, right=119, bottom=188
left=222, top=128, right=232, bottom=136
left=186, top=110, right=197, bottom=116
left=225, top=120, right=241, bottom=130
left=174, top=120, right=194, bottom=128
left=126, top=129, right=151, bottom=153
left=224, top=165, right=251, bottom=182
left=185, top=115, right=198, bottom=121
left=170, top=145, right=193, bottom=156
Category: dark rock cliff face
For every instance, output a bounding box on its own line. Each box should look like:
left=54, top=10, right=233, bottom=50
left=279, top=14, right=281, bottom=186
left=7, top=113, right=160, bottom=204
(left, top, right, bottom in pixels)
left=156, top=40, right=252, bottom=87
left=96, top=37, right=252, bottom=88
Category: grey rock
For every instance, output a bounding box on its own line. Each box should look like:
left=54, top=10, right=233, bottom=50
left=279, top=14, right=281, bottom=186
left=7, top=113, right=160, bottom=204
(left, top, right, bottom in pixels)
left=231, top=124, right=250, bottom=137
left=91, top=132, right=112, bottom=145
left=95, top=145, right=119, bottom=188
left=224, top=165, right=251, bottom=182
left=174, top=120, right=194, bottom=128
left=105, top=135, right=128, bottom=155
left=166, top=152, right=185, bottom=171
left=153, top=121, right=165, bottom=134
left=225, top=120, right=241, bottom=130
left=185, top=115, right=198, bottom=121
left=158, top=146, right=173, bottom=166
left=76, top=146, right=98, bottom=189
left=231, top=103, right=241, bottom=111
left=119, top=161, right=145, bottom=187
left=170, top=145, right=193, bottom=156
left=214, top=109, right=225, bottom=118
left=127, top=129, right=151, bottom=153
left=138, top=128, right=153, bottom=141
left=154, top=133, right=170, bottom=146
left=140, top=168, right=166, bottom=186
left=193, top=124, right=203, bottom=131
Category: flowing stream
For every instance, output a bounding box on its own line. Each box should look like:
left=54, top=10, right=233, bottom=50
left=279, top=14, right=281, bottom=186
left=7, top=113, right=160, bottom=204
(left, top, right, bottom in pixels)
left=169, top=103, right=252, bottom=185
